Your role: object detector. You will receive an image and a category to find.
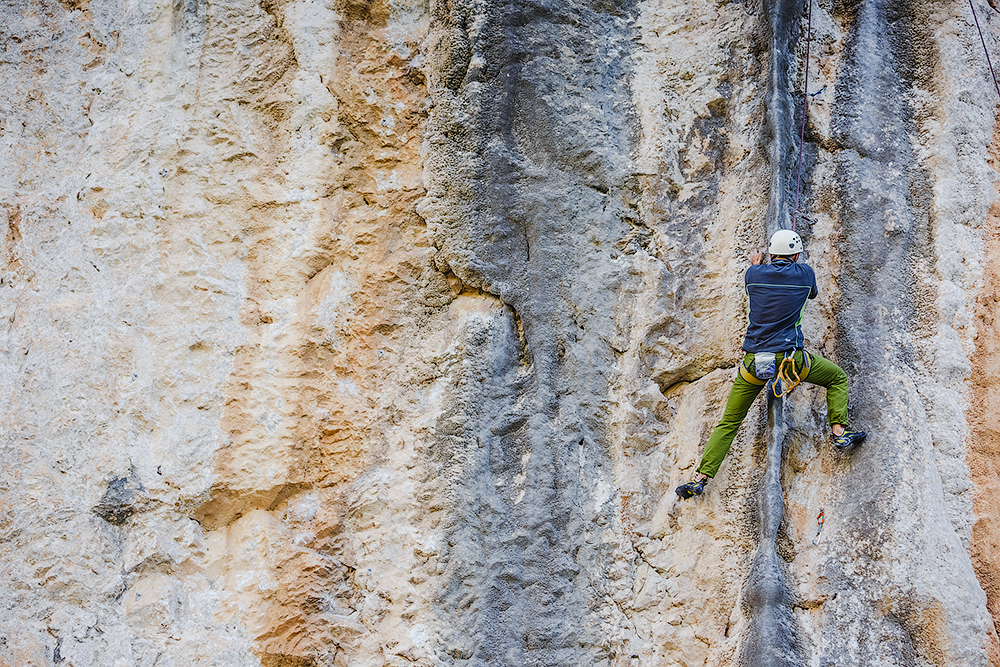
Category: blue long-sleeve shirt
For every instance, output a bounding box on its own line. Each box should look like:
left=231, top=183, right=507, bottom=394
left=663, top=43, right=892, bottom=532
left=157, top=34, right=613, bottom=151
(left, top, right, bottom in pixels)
left=742, top=259, right=818, bottom=353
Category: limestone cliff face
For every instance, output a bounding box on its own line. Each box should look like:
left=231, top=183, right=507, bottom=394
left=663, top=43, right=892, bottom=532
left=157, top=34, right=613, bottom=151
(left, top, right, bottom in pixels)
left=2, top=0, right=1000, bottom=665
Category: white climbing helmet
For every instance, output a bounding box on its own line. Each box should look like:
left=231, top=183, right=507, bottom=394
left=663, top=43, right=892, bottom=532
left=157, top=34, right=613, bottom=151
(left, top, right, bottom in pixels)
left=768, top=229, right=803, bottom=256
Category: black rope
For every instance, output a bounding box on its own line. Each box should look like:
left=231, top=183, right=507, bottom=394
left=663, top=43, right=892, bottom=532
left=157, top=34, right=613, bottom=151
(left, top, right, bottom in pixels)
left=971, top=0, right=1000, bottom=101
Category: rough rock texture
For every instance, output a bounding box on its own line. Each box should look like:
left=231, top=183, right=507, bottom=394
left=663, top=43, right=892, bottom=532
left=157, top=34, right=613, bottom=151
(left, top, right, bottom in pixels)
left=971, top=120, right=1000, bottom=665
left=2, top=0, right=1000, bottom=665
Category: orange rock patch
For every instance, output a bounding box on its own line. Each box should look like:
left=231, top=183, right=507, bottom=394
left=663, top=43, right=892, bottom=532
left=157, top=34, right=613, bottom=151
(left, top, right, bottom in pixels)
left=969, top=118, right=1000, bottom=666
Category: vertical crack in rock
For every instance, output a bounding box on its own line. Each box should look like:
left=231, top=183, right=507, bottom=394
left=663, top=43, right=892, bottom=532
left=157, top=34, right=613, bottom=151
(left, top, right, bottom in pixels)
left=764, top=0, right=806, bottom=233
left=740, top=394, right=802, bottom=667
left=738, top=0, right=807, bottom=664
left=424, top=0, right=640, bottom=664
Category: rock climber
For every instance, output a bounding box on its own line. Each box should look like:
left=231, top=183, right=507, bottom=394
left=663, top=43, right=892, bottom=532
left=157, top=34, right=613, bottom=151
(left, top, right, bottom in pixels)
left=675, top=229, right=866, bottom=500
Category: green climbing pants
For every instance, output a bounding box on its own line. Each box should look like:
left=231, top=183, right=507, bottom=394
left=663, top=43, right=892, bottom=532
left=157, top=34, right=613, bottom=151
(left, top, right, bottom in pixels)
left=696, top=350, right=849, bottom=478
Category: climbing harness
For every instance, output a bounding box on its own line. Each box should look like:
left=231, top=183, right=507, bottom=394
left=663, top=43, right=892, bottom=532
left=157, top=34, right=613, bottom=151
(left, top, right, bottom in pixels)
left=970, top=0, right=1000, bottom=101
left=812, top=508, right=825, bottom=545
left=737, top=350, right=812, bottom=390
left=791, top=0, right=815, bottom=232
left=738, top=359, right=766, bottom=385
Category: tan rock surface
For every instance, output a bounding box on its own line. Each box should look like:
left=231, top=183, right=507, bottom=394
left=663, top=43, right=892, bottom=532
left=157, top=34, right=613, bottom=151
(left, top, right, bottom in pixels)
left=970, top=119, right=1000, bottom=663
left=2, top=0, right=1000, bottom=665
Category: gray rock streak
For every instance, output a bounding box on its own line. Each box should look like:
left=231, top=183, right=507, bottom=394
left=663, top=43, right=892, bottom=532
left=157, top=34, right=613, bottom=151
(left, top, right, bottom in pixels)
left=740, top=394, right=802, bottom=667
left=424, top=0, right=641, bottom=664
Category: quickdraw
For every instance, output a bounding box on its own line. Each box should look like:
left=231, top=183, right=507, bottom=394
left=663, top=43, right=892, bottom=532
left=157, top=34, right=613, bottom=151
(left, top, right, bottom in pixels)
left=773, top=354, right=802, bottom=397
left=813, top=508, right=825, bottom=545
left=771, top=351, right=812, bottom=398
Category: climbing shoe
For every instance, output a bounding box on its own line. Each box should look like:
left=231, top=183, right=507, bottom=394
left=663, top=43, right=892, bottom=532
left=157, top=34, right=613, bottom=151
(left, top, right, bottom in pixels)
left=675, top=478, right=707, bottom=500
left=832, top=429, right=867, bottom=452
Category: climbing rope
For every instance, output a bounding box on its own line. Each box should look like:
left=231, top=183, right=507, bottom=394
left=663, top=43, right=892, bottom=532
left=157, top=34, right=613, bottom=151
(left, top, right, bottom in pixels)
left=791, top=0, right=815, bottom=232
left=970, top=0, right=1000, bottom=101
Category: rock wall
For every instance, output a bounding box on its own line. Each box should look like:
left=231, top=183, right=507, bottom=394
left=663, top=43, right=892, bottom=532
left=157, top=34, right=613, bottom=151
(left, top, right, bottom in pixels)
left=2, top=0, right=1000, bottom=665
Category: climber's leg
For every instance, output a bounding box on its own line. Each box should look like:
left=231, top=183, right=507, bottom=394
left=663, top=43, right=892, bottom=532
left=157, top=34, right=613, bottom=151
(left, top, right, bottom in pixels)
left=801, top=351, right=849, bottom=427
left=802, top=351, right=866, bottom=450
left=696, top=357, right=766, bottom=479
